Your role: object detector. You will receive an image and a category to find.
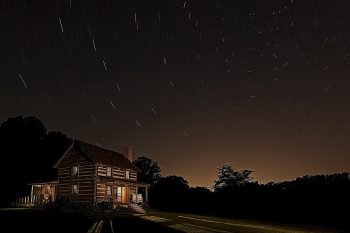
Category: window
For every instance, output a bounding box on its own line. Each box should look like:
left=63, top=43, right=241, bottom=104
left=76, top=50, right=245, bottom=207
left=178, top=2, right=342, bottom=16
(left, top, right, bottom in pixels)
left=106, top=186, right=112, bottom=195
left=72, top=166, right=79, bottom=176
left=116, top=187, right=122, bottom=202
left=106, top=167, right=112, bottom=177
left=125, top=170, right=130, bottom=179
left=72, top=184, right=78, bottom=194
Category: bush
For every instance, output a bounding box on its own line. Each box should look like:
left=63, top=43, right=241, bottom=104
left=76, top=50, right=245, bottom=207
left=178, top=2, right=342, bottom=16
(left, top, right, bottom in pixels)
left=96, top=201, right=113, bottom=211
left=48, top=197, right=93, bottom=211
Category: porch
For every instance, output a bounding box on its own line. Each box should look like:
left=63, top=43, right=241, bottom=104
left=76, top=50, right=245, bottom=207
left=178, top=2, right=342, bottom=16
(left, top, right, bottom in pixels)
left=96, top=179, right=150, bottom=207
left=12, top=195, right=41, bottom=207
left=12, top=181, right=57, bottom=207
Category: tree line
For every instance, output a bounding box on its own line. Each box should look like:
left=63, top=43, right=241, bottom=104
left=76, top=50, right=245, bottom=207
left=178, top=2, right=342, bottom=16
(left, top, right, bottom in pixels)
left=0, top=116, right=71, bottom=207
left=1, top=116, right=349, bottom=230
left=135, top=159, right=349, bottom=230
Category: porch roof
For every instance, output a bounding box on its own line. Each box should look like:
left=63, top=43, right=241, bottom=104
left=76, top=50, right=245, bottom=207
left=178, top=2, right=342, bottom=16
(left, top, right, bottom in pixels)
left=98, top=176, right=150, bottom=187
left=27, top=180, right=58, bottom=186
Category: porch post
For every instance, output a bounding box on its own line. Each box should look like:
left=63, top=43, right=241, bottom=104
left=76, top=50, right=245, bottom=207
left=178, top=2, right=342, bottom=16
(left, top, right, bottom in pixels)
left=31, top=185, right=34, bottom=202
left=145, top=186, right=148, bottom=202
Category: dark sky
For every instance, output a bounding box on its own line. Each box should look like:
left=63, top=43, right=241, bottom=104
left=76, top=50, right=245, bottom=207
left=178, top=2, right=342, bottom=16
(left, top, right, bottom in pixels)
left=1, top=0, right=350, bottom=187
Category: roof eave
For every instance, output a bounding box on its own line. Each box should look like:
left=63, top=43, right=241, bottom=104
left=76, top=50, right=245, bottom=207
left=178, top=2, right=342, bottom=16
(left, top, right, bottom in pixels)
left=52, top=139, right=75, bottom=168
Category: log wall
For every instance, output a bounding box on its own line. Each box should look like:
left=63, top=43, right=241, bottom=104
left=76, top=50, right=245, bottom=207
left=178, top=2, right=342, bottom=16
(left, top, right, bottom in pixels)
left=57, top=151, right=95, bottom=203
left=97, top=164, right=137, bottom=181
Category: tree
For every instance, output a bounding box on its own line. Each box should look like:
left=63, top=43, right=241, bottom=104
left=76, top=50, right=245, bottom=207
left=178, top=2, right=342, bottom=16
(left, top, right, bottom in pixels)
left=214, top=164, right=254, bottom=191
left=149, top=176, right=189, bottom=210
left=42, top=131, right=72, bottom=167
left=0, top=116, right=48, bottom=206
left=0, top=116, right=47, bottom=178
left=153, top=175, right=189, bottom=192
left=132, top=156, right=161, bottom=184
left=0, top=115, right=71, bottom=206
left=0, top=116, right=47, bottom=142
left=40, top=131, right=72, bottom=181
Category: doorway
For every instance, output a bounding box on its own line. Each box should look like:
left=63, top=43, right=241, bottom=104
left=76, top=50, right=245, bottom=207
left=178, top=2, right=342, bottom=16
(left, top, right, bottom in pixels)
left=116, top=186, right=129, bottom=204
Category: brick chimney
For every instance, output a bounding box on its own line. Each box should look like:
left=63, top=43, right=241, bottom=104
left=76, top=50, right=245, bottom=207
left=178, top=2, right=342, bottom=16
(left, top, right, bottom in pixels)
left=121, top=146, right=133, bottom=162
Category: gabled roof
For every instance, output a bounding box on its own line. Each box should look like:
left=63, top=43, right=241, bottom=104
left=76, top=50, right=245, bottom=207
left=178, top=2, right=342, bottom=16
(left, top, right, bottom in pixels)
left=53, top=139, right=141, bottom=172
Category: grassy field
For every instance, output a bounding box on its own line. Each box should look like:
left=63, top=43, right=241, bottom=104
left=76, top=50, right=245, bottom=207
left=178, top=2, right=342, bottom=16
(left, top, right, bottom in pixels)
left=0, top=208, right=93, bottom=232
left=0, top=208, right=345, bottom=233
left=0, top=208, right=178, bottom=233
left=145, top=211, right=345, bottom=233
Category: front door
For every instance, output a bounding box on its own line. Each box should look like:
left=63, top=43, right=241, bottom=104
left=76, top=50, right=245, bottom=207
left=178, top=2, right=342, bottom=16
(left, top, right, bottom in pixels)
left=116, top=186, right=129, bottom=204
left=121, top=187, right=128, bottom=203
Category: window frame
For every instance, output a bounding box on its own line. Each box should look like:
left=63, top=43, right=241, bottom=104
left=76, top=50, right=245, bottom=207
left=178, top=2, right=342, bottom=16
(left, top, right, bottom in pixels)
left=116, top=187, right=122, bottom=202
left=72, top=166, right=79, bottom=177
left=125, top=169, right=130, bottom=179
left=72, top=184, right=79, bottom=194
left=106, top=185, right=112, bottom=195
left=106, top=167, right=112, bottom=177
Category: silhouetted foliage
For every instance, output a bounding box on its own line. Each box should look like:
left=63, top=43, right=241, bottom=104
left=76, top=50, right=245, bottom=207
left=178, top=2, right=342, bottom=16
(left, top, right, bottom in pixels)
left=214, top=164, right=254, bottom=191
left=0, top=116, right=47, bottom=141
left=149, top=167, right=350, bottom=230
left=132, top=156, right=161, bottom=184
left=149, top=176, right=189, bottom=211
left=185, top=187, right=214, bottom=214
left=0, top=116, right=71, bottom=206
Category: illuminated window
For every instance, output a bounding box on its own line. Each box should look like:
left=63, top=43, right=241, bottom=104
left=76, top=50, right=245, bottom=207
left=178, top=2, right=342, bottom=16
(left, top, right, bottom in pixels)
left=107, top=186, right=112, bottom=195
left=125, top=170, right=130, bottom=179
left=107, top=167, right=112, bottom=177
left=116, top=187, right=122, bottom=202
left=72, top=166, right=79, bottom=176
left=72, top=184, right=78, bottom=194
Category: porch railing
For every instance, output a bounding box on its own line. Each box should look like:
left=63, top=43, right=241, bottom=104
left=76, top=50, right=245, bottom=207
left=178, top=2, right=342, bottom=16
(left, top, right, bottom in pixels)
left=131, top=194, right=143, bottom=203
left=12, top=195, right=43, bottom=207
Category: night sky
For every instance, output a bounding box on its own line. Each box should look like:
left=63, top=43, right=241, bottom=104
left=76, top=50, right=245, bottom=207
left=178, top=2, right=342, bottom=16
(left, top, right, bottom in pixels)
left=1, top=0, right=350, bottom=187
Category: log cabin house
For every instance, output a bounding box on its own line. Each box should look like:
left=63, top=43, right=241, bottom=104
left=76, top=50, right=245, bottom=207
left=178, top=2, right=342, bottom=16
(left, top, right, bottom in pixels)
left=15, top=139, right=150, bottom=208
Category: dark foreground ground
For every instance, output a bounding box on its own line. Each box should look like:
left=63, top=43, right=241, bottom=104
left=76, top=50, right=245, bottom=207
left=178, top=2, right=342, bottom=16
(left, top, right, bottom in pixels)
left=0, top=208, right=346, bottom=233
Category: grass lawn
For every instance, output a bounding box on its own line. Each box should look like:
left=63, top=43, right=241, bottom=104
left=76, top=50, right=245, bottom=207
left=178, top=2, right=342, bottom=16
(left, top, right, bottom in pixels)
left=0, top=208, right=179, bottom=233
left=146, top=211, right=345, bottom=233
left=0, top=208, right=346, bottom=233
left=0, top=208, right=93, bottom=233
